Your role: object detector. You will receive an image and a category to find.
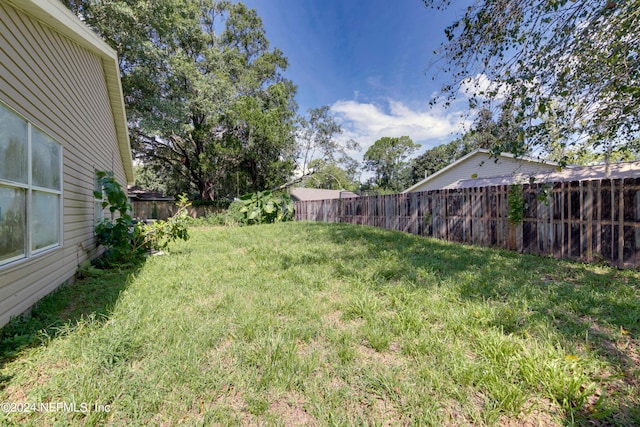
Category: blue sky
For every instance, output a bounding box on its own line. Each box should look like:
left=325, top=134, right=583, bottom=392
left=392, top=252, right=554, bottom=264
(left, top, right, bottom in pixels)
left=242, top=0, right=475, bottom=159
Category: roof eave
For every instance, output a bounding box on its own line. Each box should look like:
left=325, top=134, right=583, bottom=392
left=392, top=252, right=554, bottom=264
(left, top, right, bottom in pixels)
left=403, top=149, right=488, bottom=193
left=402, top=149, right=560, bottom=193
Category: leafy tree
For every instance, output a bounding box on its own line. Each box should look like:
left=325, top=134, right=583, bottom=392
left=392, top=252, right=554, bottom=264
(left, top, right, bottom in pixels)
left=410, top=137, right=471, bottom=184
left=133, top=164, right=168, bottom=195
left=64, top=0, right=297, bottom=200
left=546, top=142, right=639, bottom=166
left=304, top=158, right=360, bottom=192
left=363, top=136, right=419, bottom=192
left=294, top=106, right=360, bottom=184
left=285, top=106, right=362, bottom=191
left=296, top=106, right=343, bottom=175
left=424, top=0, right=640, bottom=165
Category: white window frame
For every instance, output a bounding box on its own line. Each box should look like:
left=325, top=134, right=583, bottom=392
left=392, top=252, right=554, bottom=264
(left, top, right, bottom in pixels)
left=0, top=101, right=63, bottom=268
left=94, top=168, right=105, bottom=227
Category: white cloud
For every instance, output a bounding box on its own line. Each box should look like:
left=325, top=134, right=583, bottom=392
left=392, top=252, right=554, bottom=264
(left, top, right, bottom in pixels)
left=330, top=98, right=469, bottom=158
left=459, top=73, right=510, bottom=101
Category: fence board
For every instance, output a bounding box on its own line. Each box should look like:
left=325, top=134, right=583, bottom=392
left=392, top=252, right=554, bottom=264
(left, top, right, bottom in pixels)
left=295, top=178, right=640, bottom=269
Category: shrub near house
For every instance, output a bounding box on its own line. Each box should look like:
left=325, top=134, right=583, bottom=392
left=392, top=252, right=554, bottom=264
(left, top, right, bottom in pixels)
left=95, top=172, right=190, bottom=264
left=238, top=191, right=295, bottom=225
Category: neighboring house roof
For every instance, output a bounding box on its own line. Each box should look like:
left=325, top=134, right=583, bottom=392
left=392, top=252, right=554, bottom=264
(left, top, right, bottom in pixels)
left=403, top=149, right=559, bottom=193
left=445, top=160, right=640, bottom=189
left=5, top=0, right=134, bottom=184
left=290, top=188, right=359, bottom=202
left=128, top=186, right=175, bottom=201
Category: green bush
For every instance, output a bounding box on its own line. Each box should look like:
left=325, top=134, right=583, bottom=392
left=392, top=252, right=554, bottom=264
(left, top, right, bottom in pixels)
left=238, top=191, right=294, bottom=225
left=182, top=200, right=245, bottom=227
left=224, top=200, right=248, bottom=225
left=181, top=192, right=294, bottom=228
left=94, top=172, right=190, bottom=265
left=143, top=194, right=191, bottom=251
left=507, top=184, right=525, bottom=225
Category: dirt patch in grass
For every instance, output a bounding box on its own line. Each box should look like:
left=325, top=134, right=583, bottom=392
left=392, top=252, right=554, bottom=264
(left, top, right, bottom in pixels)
left=4, top=358, right=70, bottom=401
left=356, top=342, right=405, bottom=368
left=367, top=396, right=404, bottom=426
left=591, top=328, right=640, bottom=373
left=329, top=376, right=347, bottom=390
left=208, top=385, right=253, bottom=422
left=322, top=310, right=344, bottom=328
left=59, top=300, right=78, bottom=322
left=439, top=399, right=475, bottom=426
left=585, top=322, right=640, bottom=393
left=3, top=383, right=28, bottom=403
left=325, top=309, right=366, bottom=332
left=498, top=397, right=563, bottom=426
left=205, top=338, right=236, bottom=374
left=270, top=393, right=316, bottom=426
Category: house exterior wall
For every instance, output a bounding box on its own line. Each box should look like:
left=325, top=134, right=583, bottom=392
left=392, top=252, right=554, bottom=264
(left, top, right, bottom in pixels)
left=406, top=152, right=558, bottom=193
left=0, top=2, right=128, bottom=326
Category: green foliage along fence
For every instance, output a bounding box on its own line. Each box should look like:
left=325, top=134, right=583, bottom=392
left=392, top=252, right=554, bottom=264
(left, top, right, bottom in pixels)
left=294, top=178, right=640, bottom=268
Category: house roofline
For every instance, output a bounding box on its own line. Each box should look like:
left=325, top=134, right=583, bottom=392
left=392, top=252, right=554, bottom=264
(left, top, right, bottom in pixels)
left=4, top=0, right=134, bottom=184
left=402, top=148, right=559, bottom=193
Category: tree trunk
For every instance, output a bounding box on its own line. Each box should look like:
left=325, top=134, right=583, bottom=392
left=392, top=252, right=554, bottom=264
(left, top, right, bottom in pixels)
left=198, top=179, right=215, bottom=201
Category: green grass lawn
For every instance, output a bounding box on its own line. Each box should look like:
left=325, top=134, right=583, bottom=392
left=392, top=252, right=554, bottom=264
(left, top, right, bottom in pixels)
left=0, top=222, right=638, bottom=426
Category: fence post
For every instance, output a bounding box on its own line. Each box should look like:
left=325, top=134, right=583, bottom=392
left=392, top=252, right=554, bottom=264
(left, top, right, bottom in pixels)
left=585, top=181, right=593, bottom=262
left=618, top=179, right=625, bottom=265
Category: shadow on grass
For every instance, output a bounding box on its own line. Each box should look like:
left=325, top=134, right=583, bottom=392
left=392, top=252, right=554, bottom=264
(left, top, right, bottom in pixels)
left=298, top=222, right=640, bottom=425
left=0, top=259, right=143, bottom=384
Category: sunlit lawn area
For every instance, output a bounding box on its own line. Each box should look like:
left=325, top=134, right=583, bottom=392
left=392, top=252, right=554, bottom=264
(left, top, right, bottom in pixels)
left=0, top=222, right=638, bottom=426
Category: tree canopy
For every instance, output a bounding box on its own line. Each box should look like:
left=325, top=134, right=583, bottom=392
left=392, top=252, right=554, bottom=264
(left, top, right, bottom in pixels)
left=363, top=136, right=418, bottom=193
left=303, top=158, right=361, bottom=192
left=425, top=0, right=640, bottom=164
left=296, top=106, right=343, bottom=176
left=64, top=0, right=297, bottom=200
left=294, top=106, right=361, bottom=190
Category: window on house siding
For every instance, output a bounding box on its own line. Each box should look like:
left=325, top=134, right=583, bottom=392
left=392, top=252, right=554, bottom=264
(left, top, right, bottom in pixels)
left=0, top=102, right=62, bottom=266
left=94, top=169, right=105, bottom=226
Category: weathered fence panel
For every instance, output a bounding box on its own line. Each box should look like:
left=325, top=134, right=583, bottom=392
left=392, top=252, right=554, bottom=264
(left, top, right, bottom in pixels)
left=131, top=201, right=222, bottom=220
left=294, top=178, right=640, bottom=269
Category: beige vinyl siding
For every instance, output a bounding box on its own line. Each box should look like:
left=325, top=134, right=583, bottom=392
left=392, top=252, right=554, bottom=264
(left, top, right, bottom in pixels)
left=407, top=152, right=558, bottom=193
left=0, top=2, right=127, bottom=326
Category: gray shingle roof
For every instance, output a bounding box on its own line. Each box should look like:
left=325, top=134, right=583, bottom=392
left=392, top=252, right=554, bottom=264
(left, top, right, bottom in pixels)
left=289, top=188, right=358, bottom=201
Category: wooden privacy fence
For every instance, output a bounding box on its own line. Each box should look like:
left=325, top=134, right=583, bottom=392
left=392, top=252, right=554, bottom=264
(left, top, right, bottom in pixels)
left=131, top=200, right=222, bottom=220
left=294, top=178, right=640, bottom=268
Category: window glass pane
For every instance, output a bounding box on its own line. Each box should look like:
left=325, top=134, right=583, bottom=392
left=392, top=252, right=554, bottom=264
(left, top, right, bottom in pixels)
left=94, top=172, right=105, bottom=224
left=94, top=200, right=104, bottom=224
left=0, top=186, right=26, bottom=262
left=31, top=191, right=59, bottom=251
left=32, top=127, right=61, bottom=190
left=0, top=103, right=28, bottom=184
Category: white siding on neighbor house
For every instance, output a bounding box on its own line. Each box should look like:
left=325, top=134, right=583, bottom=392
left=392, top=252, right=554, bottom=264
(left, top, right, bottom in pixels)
left=0, top=2, right=127, bottom=326
left=405, top=151, right=558, bottom=193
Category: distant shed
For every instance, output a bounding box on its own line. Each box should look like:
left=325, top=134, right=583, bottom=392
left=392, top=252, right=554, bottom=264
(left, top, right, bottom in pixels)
left=290, top=188, right=358, bottom=202
left=128, top=186, right=175, bottom=220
